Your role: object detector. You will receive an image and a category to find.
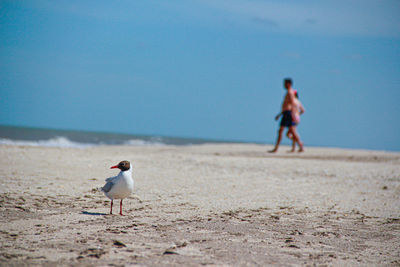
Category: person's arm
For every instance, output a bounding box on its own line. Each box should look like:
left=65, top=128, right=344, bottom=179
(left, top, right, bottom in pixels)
left=299, top=102, right=305, bottom=115
left=275, top=112, right=282, bottom=121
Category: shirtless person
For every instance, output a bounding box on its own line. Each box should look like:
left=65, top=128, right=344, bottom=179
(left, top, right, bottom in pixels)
left=269, top=78, right=304, bottom=153
left=288, top=91, right=305, bottom=152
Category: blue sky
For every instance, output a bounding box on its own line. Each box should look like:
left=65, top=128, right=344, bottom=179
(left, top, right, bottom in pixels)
left=1, top=0, right=400, bottom=151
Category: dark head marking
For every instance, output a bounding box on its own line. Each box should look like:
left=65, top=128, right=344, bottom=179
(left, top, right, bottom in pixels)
left=118, top=160, right=130, bottom=171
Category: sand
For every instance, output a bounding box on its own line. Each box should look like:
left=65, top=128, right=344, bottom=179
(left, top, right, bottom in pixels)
left=0, top=144, right=399, bottom=266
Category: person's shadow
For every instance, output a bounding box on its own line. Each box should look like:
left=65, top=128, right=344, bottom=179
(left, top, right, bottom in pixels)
left=81, top=211, right=107, bottom=216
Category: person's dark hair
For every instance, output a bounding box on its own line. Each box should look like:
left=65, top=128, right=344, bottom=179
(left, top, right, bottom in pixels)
left=295, top=92, right=299, bottom=99
left=284, top=78, right=292, bottom=85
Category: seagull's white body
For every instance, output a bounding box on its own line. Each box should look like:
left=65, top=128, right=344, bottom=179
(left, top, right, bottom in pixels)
left=102, top=168, right=134, bottom=200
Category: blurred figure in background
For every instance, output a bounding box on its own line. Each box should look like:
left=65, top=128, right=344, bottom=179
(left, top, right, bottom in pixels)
left=287, top=90, right=305, bottom=152
left=270, top=78, right=304, bottom=153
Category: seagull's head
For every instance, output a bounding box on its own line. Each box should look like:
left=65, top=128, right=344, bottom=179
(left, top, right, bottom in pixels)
left=110, top=160, right=131, bottom=171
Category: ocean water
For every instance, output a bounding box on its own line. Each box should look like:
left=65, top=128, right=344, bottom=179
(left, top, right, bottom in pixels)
left=0, top=125, right=225, bottom=148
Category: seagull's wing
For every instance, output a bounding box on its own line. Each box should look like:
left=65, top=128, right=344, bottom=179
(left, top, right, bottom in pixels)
left=102, top=176, right=118, bottom=193
left=105, top=176, right=117, bottom=182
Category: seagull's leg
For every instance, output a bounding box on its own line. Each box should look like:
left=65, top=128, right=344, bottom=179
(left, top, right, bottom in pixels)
left=110, top=200, right=113, bottom=215
left=119, top=199, right=123, bottom=216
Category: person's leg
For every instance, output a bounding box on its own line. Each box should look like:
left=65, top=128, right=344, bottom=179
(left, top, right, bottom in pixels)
left=286, top=128, right=296, bottom=152
left=286, top=129, right=293, bottom=139
left=291, top=137, right=296, bottom=152
left=269, top=126, right=285, bottom=152
left=289, top=126, right=304, bottom=152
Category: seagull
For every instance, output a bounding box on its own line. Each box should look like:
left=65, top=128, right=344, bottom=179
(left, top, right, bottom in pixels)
left=101, top=160, right=134, bottom=215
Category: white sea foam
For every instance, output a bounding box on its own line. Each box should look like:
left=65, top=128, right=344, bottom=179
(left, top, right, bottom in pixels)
left=0, top=137, right=93, bottom=148
left=0, top=136, right=166, bottom=148
left=124, top=139, right=165, bottom=146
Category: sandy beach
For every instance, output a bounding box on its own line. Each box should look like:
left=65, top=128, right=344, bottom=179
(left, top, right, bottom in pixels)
left=0, top=144, right=399, bottom=266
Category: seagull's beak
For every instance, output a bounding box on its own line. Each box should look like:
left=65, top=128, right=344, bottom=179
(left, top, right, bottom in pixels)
left=110, top=165, right=118, bottom=169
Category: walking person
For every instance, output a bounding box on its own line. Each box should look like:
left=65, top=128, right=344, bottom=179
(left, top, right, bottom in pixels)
left=287, top=90, right=305, bottom=152
left=269, top=78, right=304, bottom=153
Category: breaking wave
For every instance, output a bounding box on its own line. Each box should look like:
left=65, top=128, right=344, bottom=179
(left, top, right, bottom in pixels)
left=0, top=136, right=165, bottom=148
left=0, top=136, right=93, bottom=148
left=124, top=139, right=165, bottom=146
